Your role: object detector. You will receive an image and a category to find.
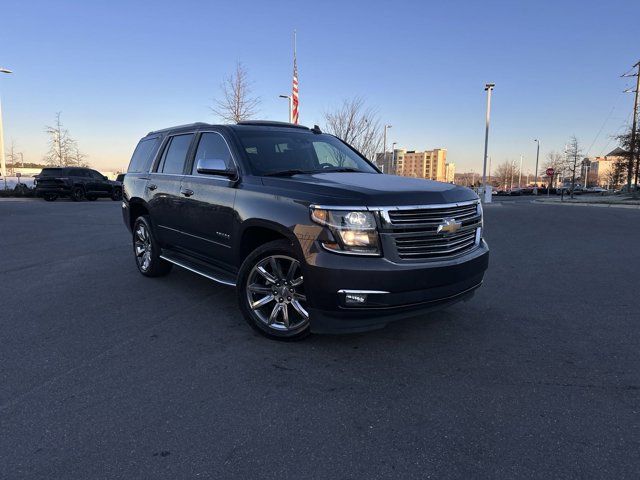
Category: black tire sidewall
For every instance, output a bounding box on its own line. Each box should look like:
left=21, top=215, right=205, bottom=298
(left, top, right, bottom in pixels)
left=71, top=186, right=84, bottom=201
left=132, top=215, right=172, bottom=277
left=237, top=239, right=310, bottom=341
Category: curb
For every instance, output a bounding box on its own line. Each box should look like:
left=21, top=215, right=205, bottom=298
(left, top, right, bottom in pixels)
left=534, top=200, right=640, bottom=210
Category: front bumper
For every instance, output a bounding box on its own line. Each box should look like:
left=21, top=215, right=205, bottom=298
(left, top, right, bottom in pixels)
left=303, top=240, right=489, bottom=333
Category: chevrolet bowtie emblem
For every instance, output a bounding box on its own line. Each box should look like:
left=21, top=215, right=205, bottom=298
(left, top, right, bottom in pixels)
left=437, top=218, right=462, bottom=234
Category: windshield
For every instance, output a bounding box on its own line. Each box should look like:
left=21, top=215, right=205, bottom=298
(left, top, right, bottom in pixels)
left=234, top=129, right=379, bottom=176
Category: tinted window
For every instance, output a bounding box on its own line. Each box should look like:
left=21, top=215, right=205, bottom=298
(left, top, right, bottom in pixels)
left=90, top=170, right=105, bottom=179
left=234, top=130, right=377, bottom=175
left=159, top=134, right=193, bottom=174
left=68, top=169, right=87, bottom=177
left=192, top=133, right=233, bottom=174
left=128, top=137, right=161, bottom=173
left=40, top=168, right=63, bottom=177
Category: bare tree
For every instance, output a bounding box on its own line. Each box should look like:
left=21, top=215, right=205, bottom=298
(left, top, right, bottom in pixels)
left=544, top=151, right=565, bottom=188
left=614, top=126, right=640, bottom=188
left=322, top=97, right=383, bottom=162
left=564, top=135, right=582, bottom=198
left=493, top=160, right=519, bottom=190
left=5, top=139, right=21, bottom=174
left=43, top=113, right=86, bottom=166
left=211, top=62, right=260, bottom=123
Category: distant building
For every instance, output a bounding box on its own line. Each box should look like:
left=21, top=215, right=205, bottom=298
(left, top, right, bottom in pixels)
left=445, top=163, right=455, bottom=183
left=376, top=148, right=447, bottom=181
left=590, top=147, right=626, bottom=188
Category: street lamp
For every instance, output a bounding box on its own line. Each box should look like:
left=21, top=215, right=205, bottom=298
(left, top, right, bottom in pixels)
left=0, top=67, right=12, bottom=180
left=383, top=124, right=392, bottom=172
left=391, top=141, right=397, bottom=174
left=278, top=95, right=293, bottom=123
left=482, top=83, right=495, bottom=203
left=533, top=139, right=540, bottom=195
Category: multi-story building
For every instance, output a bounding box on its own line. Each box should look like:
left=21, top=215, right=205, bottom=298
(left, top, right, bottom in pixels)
left=445, top=163, right=455, bottom=183
left=379, top=148, right=447, bottom=181
left=590, top=147, right=626, bottom=188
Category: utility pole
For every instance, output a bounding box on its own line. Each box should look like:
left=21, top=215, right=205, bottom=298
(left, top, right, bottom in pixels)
left=482, top=83, right=495, bottom=203
left=622, top=60, right=640, bottom=189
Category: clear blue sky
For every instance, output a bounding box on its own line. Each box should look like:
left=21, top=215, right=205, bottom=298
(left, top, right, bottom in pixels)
left=1, top=0, right=638, bottom=173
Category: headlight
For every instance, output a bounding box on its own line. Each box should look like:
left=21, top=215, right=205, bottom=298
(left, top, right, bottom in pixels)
left=310, top=207, right=380, bottom=255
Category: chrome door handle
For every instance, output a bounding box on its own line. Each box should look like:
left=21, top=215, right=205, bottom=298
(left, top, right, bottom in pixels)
left=180, top=188, right=194, bottom=197
left=147, top=183, right=158, bottom=191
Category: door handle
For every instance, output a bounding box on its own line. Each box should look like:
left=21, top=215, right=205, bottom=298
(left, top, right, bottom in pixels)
left=180, top=188, right=194, bottom=197
left=147, top=183, right=158, bottom=191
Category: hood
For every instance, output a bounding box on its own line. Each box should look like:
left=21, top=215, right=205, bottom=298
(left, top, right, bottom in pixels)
left=260, top=172, right=477, bottom=206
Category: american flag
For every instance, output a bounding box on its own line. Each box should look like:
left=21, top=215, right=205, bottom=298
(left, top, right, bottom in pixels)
left=292, top=37, right=299, bottom=124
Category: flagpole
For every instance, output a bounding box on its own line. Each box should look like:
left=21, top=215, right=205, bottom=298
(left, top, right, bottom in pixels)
left=291, top=29, right=299, bottom=124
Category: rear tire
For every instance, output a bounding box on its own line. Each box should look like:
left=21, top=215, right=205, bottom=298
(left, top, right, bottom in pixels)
left=70, top=186, right=85, bottom=202
left=132, top=215, right=172, bottom=277
left=111, top=188, right=122, bottom=201
left=237, top=239, right=310, bottom=341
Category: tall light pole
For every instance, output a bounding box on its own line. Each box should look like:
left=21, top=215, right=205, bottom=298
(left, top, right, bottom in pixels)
left=518, top=154, right=523, bottom=188
left=0, top=67, right=13, bottom=179
left=391, top=141, right=397, bottom=174
left=279, top=95, right=293, bottom=123
left=482, top=83, right=495, bottom=203
left=533, top=139, right=540, bottom=195
left=383, top=124, right=392, bottom=172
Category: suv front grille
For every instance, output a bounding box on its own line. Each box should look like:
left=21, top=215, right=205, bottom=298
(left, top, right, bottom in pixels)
left=382, top=202, right=482, bottom=261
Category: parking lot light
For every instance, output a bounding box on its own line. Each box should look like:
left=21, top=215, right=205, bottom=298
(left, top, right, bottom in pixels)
left=0, top=67, right=13, bottom=179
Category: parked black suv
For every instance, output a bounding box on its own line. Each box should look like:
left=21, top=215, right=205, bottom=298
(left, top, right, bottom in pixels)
left=122, top=121, right=489, bottom=339
left=35, top=167, right=122, bottom=201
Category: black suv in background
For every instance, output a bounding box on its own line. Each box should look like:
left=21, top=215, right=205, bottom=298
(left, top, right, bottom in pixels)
left=122, top=121, right=489, bottom=339
left=35, top=167, right=122, bottom=201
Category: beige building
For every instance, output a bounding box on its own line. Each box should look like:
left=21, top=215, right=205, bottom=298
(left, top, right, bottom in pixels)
left=445, top=163, right=455, bottom=183
left=393, top=148, right=448, bottom=182
left=590, top=147, right=626, bottom=188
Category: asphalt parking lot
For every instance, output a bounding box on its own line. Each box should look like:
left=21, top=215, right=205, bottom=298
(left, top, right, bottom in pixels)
left=1, top=198, right=638, bottom=479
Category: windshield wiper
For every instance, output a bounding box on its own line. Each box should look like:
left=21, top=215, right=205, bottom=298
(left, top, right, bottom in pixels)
left=263, top=169, right=314, bottom=177
left=320, top=167, right=362, bottom=173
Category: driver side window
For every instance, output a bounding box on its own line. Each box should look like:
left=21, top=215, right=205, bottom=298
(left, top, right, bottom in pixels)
left=193, top=132, right=233, bottom=175
left=312, top=141, right=358, bottom=169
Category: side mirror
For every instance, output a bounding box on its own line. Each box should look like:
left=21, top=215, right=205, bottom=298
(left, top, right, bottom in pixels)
left=196, top=158, right=236, bottom=177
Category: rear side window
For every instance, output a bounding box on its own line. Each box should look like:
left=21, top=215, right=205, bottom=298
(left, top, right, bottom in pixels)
left=128, top=137, right=161, bottom=173
left=40, top=168, right=63, bottom=176
left=157, top=134, right=194, bottom=174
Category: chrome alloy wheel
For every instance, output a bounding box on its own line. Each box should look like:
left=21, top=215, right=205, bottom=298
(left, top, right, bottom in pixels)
left=134, top=223, right=152, bottom=272
left=246, top=255, right=308, bottom=332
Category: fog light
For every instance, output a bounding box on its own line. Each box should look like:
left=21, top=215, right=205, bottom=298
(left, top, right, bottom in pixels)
left=345, top=293, right=367, bottom=305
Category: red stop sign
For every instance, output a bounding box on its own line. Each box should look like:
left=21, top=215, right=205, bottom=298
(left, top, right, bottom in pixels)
left=546, top=168, right=555, bottom=176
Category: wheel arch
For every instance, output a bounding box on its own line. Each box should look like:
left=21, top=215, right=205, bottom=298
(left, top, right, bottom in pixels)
left=236, top=220, right=303, bottom=267
left=127, top=198, right=151, bottom=231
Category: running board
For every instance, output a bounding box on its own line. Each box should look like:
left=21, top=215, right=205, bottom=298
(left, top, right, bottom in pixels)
left=160, top=251, right=236, bottom=287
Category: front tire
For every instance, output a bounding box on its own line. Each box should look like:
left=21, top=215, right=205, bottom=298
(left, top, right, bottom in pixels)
left=70, top=186, right=85, bottom=202
left=237, top=239, right=310, bottom=340
left=132, top=216, right=172, bottom=277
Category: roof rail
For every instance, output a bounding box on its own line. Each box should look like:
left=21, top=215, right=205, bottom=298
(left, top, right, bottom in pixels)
left=147, top=122, right=212, bottom=135
left=236, top=120, right=309, bottom=130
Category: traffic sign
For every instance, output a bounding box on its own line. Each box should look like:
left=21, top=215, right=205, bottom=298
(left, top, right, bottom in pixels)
left=546, top=168, right=554, bottom=176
